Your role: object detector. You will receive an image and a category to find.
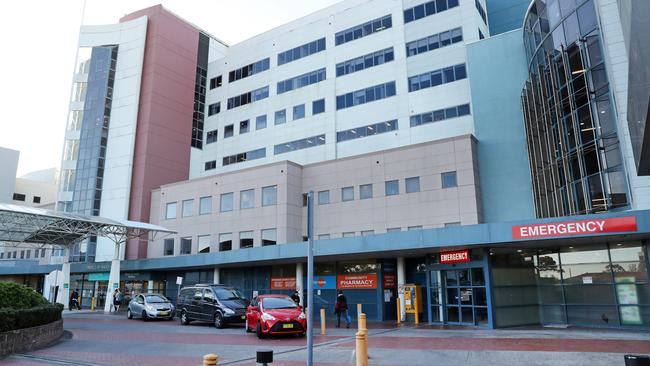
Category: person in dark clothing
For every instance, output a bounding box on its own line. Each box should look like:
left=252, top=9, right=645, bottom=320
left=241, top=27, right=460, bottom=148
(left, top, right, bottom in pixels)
left=70, top=289, right=81, bottom=310
left=334, top=290, right=351, bottom=328
left=291, top=290, right=301, bottom=306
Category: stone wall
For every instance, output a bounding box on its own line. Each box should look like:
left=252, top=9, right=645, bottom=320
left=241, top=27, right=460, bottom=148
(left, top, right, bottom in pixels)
left=0, top=319, right=63, bottom=357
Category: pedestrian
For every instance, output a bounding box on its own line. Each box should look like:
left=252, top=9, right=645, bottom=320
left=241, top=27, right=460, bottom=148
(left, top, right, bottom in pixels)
left=291, top=290, right=301, bottom=306
left=70, top=289, right=81, bottom=310
left=334, top=290, right=351, bottom=328
left=112, top=288, right=122, bottom=312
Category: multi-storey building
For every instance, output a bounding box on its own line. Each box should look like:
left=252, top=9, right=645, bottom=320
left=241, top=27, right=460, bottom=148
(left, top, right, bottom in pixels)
left=1, top=0, right=649, bottom=329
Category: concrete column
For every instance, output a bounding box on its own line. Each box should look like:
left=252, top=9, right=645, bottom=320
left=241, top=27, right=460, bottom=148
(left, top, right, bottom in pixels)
left=57, top=258, right=71, bottom=310
left=296, top=262, right=304, bottom=306
left=213, top=267, right=220, bottom=284
left=104, top=243, right=121, bottom=313
left=147, top=280, right=154, bottom=293
left=397, top=257, right=406, bottom=321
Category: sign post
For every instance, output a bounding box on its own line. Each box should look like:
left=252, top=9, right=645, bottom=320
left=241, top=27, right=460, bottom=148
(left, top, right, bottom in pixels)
left=306, top=191, right=314, bottom=366
left=176, top=276, right=183, bottom=303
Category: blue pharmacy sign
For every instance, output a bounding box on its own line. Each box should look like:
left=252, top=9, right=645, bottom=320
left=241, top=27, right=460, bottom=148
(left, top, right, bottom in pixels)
left=304, top=275, right=336, bottom=290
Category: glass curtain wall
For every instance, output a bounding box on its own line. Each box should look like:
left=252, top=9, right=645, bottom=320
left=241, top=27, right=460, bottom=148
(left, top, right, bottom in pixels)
left=521, top=0, right=628, bottom=218
left=491, top=242, right=649, bottom=328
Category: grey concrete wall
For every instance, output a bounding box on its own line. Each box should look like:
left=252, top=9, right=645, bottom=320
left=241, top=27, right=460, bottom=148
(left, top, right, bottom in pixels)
left=148, top=135, right=480, bottom=258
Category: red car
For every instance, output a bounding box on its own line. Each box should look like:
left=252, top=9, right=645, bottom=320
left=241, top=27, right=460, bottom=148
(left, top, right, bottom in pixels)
left=245, top=294, right=306, bottom=338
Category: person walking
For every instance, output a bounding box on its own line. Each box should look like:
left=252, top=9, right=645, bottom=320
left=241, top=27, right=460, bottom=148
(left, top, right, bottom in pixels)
left=69, top=289, right=81, bottom=310
left=334, top=290, right=351, bottom=328
left=111, top=289, right=122, bottom=312
left=291, top=290, right=301, bottom=306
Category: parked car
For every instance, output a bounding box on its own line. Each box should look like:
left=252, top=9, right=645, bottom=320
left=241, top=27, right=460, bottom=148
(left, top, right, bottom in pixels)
left=246, top=294, right=306, bottom=338
left=127, top=293, right=174, bottom=320
left=176, top=284, right=249, bottom=328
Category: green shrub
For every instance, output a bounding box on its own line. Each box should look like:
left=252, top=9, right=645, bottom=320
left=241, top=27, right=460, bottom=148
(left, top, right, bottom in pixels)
left=0, top=303, right=63, bottom=332
left=0, top=282, right=48, bottom=309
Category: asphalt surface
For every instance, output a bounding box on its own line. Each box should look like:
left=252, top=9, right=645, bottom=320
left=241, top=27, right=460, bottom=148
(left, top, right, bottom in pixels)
left=1, top=311, right=649, bottom=365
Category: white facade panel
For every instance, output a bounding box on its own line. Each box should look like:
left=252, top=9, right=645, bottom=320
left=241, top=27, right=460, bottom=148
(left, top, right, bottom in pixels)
left=193, top=0, right=477, bottom=179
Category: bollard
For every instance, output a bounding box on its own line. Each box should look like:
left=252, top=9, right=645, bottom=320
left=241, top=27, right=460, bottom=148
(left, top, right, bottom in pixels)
left=358, top=313, right=367, bottom=331
left=256, top=349, right=273, bottom=366
left=414, top=294, right=419, bottom=324
left=355, top=331, right=367, bottom=366
left=91, top=297, right=95, bottom=311
left=359, top=313, right=369, bottom=362
left=396, top=300, right=400, bottom=325
left=357, top=303, right=362, bottom=316
left=320, top=308, right=326, bottom=335
left=203, top=353, right=218, bottom=366
left=625, top=354, right=650, bottom=366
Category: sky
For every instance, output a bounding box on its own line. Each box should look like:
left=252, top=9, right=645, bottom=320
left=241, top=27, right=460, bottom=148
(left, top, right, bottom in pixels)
left=0, top=0, right=340, bottom=177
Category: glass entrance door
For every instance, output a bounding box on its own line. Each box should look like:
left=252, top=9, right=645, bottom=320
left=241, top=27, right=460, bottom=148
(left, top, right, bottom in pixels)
left=443, top=268, right=488, bottom=326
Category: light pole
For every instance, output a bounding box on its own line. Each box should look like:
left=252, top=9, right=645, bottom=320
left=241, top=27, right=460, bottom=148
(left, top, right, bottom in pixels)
left=306, top=191, right=315, bottom=366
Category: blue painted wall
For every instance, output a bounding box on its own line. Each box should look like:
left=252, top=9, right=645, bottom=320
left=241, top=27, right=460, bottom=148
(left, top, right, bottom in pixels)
left=467, top=29, right=535, bottom=222
left=486, top=0, right=530, bottom=36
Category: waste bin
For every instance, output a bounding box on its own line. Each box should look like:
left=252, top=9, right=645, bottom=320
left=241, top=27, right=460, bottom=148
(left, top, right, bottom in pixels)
left=625, top=355, right=650, bottom=366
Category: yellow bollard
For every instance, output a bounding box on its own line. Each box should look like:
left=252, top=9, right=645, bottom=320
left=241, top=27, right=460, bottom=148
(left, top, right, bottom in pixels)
left=91, top=297, right=95, bottom=311
left=320, top=308, right=326, bottom=335
left=203, top=353, right=218, bottom=366
left=359, top=313, right=369, bottom=363
left=357, top=303, right=362, bottom=316
left=414, top=294, right=419, bottom=325
left=396, top=299, right=401, bottom=325
left=355, top=331, right=367, bottom=366
left=358, top=313, right=367, bottom=331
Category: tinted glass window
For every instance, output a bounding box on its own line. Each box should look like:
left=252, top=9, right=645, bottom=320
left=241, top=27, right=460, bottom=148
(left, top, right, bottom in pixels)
left=214, top=288, right=244, bottom=301
left=263, top=297, right=297, bottom=309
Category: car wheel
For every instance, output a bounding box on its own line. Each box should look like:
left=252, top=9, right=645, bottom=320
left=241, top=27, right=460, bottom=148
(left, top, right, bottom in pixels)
left=256, top=322, right=266, bottom=339
left=142, top=311, right=148, bottom=321
left=214, top=311, right=224, bottom=329
left=180, top=311, right=190, bottom=325
left=127, top=309, right=133, bottom=319
left=245, top=318, right=252, bottom=333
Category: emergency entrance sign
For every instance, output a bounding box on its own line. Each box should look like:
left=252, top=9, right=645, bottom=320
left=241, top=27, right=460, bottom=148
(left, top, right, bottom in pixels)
left=512, top=217, right=637, bottom=239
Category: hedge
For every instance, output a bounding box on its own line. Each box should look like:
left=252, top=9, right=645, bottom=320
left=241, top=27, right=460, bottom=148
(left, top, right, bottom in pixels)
left=0, top=282, right=49, bottom=309
left=0, top=303, right=64, bottom=332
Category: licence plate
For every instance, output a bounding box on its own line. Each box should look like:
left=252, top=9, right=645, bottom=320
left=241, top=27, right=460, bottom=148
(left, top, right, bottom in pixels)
left=282, top=323, right=294, bottom=329
left=241, top=315, right=246, bottom=320
left=159, top=311, right=169, bottom=316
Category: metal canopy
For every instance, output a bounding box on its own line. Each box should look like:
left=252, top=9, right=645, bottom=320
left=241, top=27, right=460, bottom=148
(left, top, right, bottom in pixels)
left=0, top=203, right=175, bottom=247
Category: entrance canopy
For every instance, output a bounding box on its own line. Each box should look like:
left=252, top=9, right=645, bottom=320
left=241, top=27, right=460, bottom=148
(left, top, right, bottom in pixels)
left=0, top=203, right=175, bottom=247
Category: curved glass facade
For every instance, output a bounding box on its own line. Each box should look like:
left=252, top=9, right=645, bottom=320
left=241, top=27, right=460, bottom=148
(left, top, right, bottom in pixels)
left=521, top=0, right=628, bottom=218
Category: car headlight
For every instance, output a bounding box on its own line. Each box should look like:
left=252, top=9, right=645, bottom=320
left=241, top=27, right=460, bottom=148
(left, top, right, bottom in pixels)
left=261, top=312, right=276, bottom=321
left=223, top=308, right=235, bottom=315
left=146, top=305, right=155, bottom=312
left=298, top=312, right=306, bottom=319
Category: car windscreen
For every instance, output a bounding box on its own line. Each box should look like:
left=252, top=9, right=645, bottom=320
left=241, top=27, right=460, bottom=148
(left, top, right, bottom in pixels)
left=145, top=295, right=168, bottom=303
left=213, top=288, right=244, bottom=301
left=262, top=297, right=297, bottom=309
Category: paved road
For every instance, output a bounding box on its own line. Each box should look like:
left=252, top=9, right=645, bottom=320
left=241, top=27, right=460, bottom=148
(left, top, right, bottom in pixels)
left=2, top=312, right=650, bottom=365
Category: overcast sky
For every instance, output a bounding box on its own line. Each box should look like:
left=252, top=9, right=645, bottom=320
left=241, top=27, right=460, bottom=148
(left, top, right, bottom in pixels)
left=0, top=0, right=340, bottom=176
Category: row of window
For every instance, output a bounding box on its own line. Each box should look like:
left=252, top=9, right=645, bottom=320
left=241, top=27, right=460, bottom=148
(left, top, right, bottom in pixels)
left=228, top=58, right=270, bottom=83
left=336, top=120, right=398, bottom=142
left=274, top=134, right=326, bottom=155
left=336, top=47, right=394, bottom=77
left=221, top=148, right=266, bottom=167
left=278, top=38, right=326, bottom=66
left=0, top=248, right=47, bottom=260
left=277, top=68, right=326, bottom=94
left=204, top=99, right=325, bottom=150
left=208, top=102, right=220, bottom=116
left=404, top=0, right=459, bottom=24
left=406, top=27, right=463, bottom=57
left=335, top=14, right=392, bottom=46
left=165, top=185, right=278, bottom=219
left=226, top=86, right=269, bottom=110
left=410, top=103, right=471, bottom=127
left=320, top=224, right=463, bottom=240
left=12, top=193, right=41, bottom=204
left=308, top=172, right=457, bottom=206
left=162, top=228, right=278, bottom=255
left=407, top=63, right=467, bottom=92
left=336, top=81, right=396, bottom=110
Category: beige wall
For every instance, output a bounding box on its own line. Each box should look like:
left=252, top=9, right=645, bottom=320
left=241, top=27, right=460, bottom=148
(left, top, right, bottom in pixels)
left=149, top=135, right=481, bottom=258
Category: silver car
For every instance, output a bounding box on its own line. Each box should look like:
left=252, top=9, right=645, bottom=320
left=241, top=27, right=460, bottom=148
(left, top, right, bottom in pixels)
left=127, top=293, right=175, bottom=320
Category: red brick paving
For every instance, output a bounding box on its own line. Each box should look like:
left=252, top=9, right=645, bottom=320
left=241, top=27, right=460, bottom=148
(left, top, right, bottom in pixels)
left=28, top=350, right=199, bottom=366
left=339, top=336, right=650, bottom=353
left=69, top=329, right=345, bottom=346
